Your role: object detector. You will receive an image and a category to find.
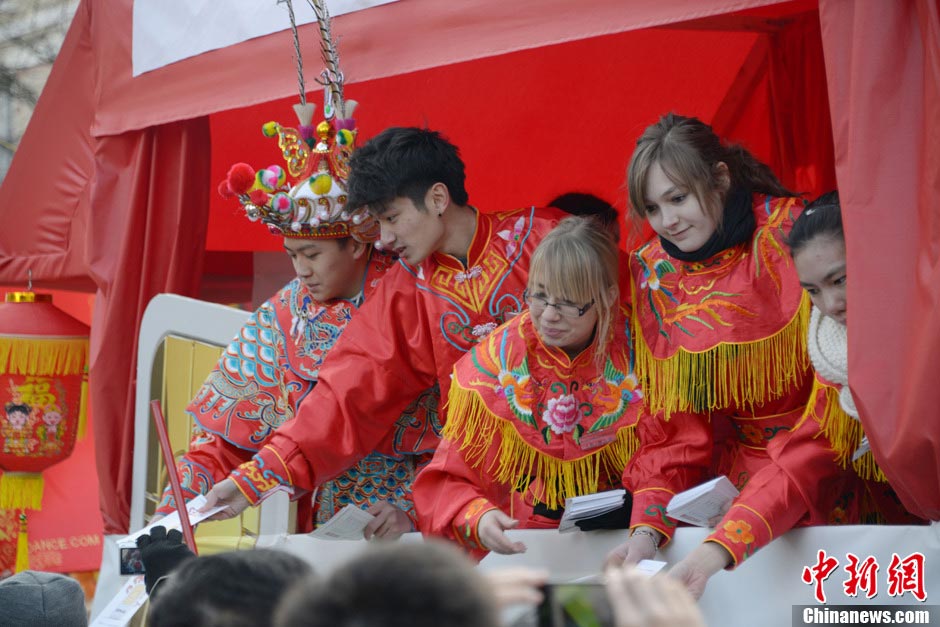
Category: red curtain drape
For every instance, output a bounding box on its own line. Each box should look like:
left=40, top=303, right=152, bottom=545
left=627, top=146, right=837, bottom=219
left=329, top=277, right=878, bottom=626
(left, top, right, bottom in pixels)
left=87, top=120, right=210, bottom=533
left=712, top=11, right=835, bottom=197
left=820, top=0, right=940, bottom=520
left=765, top=11, right=835, bottom=195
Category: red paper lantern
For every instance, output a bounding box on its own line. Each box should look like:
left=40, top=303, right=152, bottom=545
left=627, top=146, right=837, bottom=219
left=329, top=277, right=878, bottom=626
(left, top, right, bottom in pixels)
left=0, top=291, right=89, bottom=572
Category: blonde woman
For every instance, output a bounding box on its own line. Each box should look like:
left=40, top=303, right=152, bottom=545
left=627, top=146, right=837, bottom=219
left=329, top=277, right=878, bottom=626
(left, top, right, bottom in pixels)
left=414, top=216, right=645, bottom=558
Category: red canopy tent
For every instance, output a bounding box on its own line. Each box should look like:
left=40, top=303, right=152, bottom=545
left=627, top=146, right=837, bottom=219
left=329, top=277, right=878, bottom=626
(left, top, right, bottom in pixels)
left=0, top=0, right=936, bottom=534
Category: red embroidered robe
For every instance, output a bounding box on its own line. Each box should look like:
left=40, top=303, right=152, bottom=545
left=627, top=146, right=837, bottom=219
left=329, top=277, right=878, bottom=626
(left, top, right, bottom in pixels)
left=757, top=371, right=925, bottom=527
left=816, top=377, right=924, bottom=526
left=414, top=306, right=644, bottom=557
left=625, top=195, right=870, bottom=565
left=156, top=252, right=439, bottom=529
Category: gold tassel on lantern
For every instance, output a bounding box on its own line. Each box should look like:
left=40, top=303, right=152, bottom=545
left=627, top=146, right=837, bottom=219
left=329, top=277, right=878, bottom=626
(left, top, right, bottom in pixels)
left=15, top=512, right=29, bottom=572
left=0, top=336, right=88, bottom=376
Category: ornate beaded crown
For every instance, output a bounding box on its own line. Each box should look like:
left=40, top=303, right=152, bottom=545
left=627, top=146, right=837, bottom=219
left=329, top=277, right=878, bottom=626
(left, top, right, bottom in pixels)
left=219, top=101, right=378, bottom=242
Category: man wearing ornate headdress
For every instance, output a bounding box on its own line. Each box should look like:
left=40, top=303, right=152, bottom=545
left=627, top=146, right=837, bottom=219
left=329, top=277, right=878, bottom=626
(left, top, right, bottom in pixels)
left=155, top=109, right=439, bottom=537
left=203, top=126, right=568, bottom=520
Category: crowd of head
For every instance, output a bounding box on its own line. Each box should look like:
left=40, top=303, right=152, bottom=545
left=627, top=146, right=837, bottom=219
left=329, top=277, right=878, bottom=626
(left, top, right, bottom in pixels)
left=124, top=525, right=706, bottom=627
left=0, top=523, right=705, bottom=626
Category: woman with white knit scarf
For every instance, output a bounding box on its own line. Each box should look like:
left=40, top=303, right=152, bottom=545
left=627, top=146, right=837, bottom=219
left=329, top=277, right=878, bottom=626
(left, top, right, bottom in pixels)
left=789, top=191, right=921, bottom=523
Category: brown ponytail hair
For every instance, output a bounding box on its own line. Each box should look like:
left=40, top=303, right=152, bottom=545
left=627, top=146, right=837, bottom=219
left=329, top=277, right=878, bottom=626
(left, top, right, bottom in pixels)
left=627, top=113, right=796, bottom=229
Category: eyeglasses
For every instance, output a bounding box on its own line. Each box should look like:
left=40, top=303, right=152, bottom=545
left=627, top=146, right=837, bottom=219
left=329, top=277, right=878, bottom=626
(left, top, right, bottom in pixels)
left=523, top=290, right=595, bottom=318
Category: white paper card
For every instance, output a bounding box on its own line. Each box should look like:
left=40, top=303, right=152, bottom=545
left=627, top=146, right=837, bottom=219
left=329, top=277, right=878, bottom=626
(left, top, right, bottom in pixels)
left=666, top=476, right=740, bottom=527
left=635, top=559, right=668, bottom=577
left=558, top=489, right=626, bottom=533
left=310, top=504, right=375, bottom=540
left=116, top=495, right=225, bottom=548
left=89, top=575, right=147, bottom=627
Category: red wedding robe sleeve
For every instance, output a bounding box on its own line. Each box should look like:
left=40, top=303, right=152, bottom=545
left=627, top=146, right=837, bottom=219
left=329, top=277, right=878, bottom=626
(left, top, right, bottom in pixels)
left=231, top=266, right=438, bottom=502
left=623, top=409, right=713, bottom=544
left=704, top=374, right=925, bottom=564
left=156, top=431, right=255, bottom=514
left=703, top=382, right=854, bottom=566
left=703, top=419, right=824, bottom=566
left=626, top=405, right=833, bottom=563
left=417, top=429, right=606, bottom=558
left=415, top=436, right=504, bottom=556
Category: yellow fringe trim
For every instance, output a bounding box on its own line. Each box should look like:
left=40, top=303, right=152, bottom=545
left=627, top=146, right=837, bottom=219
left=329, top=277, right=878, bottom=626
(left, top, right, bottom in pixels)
left=444, top=385, right=639, bottom=510
left=0, top=472, right=44, bottom=510
left=15, top=513, right=30, bottom=572
left=814, top=379, right=887, bottom=482
left=634, top=291, right=811, bottom=418
left=0, top=337, right=88, bottom=376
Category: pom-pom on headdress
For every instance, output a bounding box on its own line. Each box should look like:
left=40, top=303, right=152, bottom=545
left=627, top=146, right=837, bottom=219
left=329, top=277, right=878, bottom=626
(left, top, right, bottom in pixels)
left=219, top=0, right=378, bottom=243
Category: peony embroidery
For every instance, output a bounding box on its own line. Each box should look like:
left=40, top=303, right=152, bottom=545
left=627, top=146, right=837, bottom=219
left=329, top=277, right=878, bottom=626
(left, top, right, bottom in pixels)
left=722, top=519, right=755, bottom=545
left=542, top=394, right=583, bottom=435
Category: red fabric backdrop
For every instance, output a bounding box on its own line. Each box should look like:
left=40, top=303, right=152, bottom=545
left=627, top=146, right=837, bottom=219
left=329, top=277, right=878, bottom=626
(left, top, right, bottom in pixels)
left=89, top=0, right=793, bottom=137
left=209, top=26, right=758, bottom=251
left=208, top=10, right=831, bottom=252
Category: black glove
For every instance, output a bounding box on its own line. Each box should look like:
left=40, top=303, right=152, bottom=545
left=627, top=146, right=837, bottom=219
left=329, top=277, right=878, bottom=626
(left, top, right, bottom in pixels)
left=574, top=492, right=633, bottom=531
left=136, top=525, right=196, bottom=595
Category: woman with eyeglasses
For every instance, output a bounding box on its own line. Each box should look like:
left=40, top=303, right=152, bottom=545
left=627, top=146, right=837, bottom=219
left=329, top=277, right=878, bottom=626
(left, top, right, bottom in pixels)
left=413, top=216, right=646, bottom=558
